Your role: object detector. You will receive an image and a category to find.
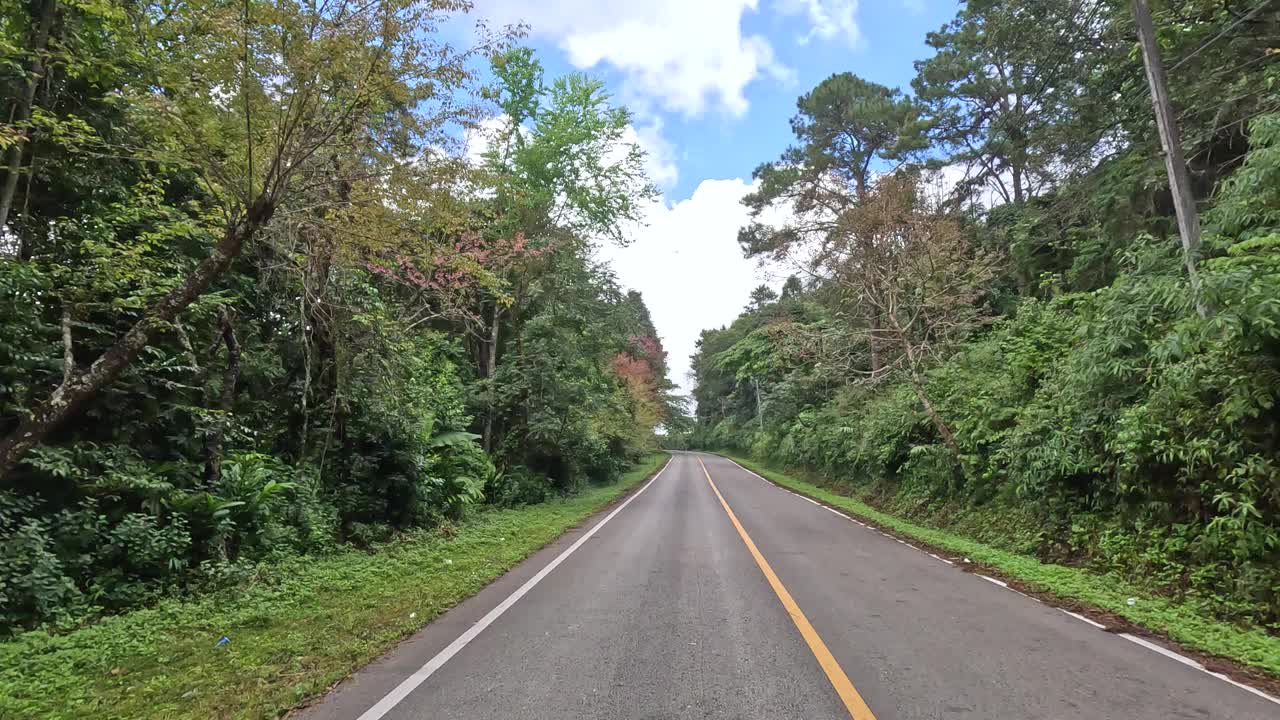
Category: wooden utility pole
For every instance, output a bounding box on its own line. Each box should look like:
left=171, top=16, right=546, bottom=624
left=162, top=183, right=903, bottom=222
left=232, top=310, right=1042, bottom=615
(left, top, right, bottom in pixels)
left=1131, top=0, right=1205, bottom=309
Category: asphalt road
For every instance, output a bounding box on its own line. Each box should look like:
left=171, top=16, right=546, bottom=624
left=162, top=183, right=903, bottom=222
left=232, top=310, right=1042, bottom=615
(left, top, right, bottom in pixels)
left=299, top=452, right=1279, bottom=719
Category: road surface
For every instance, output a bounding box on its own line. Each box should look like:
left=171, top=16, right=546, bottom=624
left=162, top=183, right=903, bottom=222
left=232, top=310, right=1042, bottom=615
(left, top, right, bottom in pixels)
left=299, top=452, right=1278, bottom=719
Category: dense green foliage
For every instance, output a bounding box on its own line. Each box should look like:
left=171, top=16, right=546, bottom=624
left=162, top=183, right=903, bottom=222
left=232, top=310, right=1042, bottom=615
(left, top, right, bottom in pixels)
left=691, top=1, right=1280, bottom=628
left=0, top=2, right=675, bottom=634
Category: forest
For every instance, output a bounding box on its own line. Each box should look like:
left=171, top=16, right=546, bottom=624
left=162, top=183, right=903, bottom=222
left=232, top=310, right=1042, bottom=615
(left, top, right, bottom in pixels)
left=689, top=0, right=1280, bottom=629
left=0, top=1, right=677, bottom=634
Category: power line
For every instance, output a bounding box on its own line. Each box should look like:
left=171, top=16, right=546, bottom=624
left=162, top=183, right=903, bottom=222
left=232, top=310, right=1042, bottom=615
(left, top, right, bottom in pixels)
left=1178, top=83, right=1276, bottom=126
left=1168, top=0, right=1273, bottom=73
left=1175, top=53, right=1279, bottom=123
left=1056, top=10, right=1277, bottom=176
left=1186, top=102, right=1280, bottom=163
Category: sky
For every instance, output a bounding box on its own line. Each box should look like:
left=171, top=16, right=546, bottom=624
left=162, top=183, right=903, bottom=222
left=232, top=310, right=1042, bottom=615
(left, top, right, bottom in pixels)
left=468, top=0, right=960, bottom=394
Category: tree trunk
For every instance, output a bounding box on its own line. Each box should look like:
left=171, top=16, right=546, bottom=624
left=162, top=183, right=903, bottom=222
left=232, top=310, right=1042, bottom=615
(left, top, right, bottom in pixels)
left=316, top=158, right=350, bottom=485
left=906, top=365, right=960, bottom=457
left=867, top=311, right=883, bottom=374
left=0, top=0, right=56, bottom=235
left=858, top=238, right=884, bottom=375
left=60, top=304, right=74, bottom=383
left=892, top=317, right=961, bottom=457
left=482, top=305, right=501, bottom=453
left=1014, top=264, right=1032, bottom=296
left=203, top=309, right=240, bottom=487
left=1010, top=159, right=1025, bottom=206
left=296, top=238, right=334, bottom=475
left=297, top=289, right=312, bottom=473
left=0, top=196, right=275, bottom=480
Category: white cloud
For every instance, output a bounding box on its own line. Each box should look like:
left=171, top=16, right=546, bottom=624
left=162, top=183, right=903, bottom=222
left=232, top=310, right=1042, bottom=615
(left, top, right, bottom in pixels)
left=625, top=121, right=679, bottom=188
left=463, top=115, right=510, bottom=164
left=776, top=0, right=862, bottom=47
left=596, top=178, right=782, bottom=396
left=477, top=0, right=797, bottom=116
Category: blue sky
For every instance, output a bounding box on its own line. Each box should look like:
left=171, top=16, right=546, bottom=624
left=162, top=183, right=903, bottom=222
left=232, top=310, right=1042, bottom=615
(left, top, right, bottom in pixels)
left=469, top=0, right=960, bottom=393
left=667, top=1, right=954, bottom=200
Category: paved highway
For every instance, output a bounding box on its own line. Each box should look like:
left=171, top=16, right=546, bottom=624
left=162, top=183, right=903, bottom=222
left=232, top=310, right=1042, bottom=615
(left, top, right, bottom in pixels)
left=299, top=452, right=1278, bottom=719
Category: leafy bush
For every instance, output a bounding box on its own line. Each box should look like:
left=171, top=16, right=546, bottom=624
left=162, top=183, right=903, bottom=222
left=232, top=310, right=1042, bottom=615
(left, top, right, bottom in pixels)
left=0, top=491, right=192, bottom=631
left=484, top=465, right=555, bottom=506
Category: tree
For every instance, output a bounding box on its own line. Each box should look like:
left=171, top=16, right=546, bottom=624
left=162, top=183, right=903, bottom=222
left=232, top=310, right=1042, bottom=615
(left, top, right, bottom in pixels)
left=741, top=72, right=922, bottom=373
left=824, top=173, right=999, bottom=454
left=461, top=48, right=656, bottom=452
left=747, top=284, right=778, bottom=312
left=687, top=1, right=1280, bottom=630
left=748, top=73, right=921, bottom=211
left=0, top=0, right=495, bottom=479
left=0, top=0, right=56, bottom=236
left=912, top=0, right=1102, bottom=205
left=741, top=72, right=922, bottom=260
left=0, top=9, right=678, bottom=633
left=780, top=275, right=804, bottom=299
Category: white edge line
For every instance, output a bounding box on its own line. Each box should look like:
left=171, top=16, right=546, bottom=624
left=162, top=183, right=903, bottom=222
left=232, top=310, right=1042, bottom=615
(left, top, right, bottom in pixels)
left=732, top=462, right=771, bottom=483
left=1119, top=634, right=1203, bottom=670
left=1121, top=634, right=1280, bottom=707
left=1206, top=671, right=1280, bottom=707
left=1060, top=609, right=1107, bottom=629
left=724, top=456, right=936, bottom=561
left=977, top=574, right=1008, bottom=588
left=354, top=457, right=673, bottom=720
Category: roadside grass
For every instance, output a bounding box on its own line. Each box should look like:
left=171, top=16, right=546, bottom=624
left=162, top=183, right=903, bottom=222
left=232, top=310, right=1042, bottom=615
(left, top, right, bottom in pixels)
left=720, top=453, right=1280, bottom=680
left=0, top=453, right=669, bottom=720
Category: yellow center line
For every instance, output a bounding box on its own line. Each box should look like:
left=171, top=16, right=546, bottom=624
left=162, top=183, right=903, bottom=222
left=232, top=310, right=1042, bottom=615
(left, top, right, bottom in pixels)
left=697, top=456, right=877, bottom=720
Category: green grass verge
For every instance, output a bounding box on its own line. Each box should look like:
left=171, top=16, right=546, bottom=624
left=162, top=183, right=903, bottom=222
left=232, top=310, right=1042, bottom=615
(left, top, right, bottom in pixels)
left=0, top=453, right=669, bottom=720
left=720, top=453, right=1280, bottom=679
